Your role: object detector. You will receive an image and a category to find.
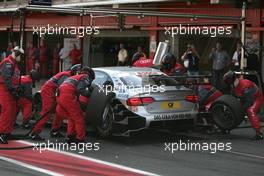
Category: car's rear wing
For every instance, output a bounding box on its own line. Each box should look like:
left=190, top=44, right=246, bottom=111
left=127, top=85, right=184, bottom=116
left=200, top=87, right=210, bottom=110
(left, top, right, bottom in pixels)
left=148, top=74, right=212, bottom=86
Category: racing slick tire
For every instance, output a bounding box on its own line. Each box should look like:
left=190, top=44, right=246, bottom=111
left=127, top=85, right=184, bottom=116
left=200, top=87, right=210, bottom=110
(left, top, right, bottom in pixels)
left=211, top=94, right=245, bottom=130
left=85, top=84, right=115, bottom=137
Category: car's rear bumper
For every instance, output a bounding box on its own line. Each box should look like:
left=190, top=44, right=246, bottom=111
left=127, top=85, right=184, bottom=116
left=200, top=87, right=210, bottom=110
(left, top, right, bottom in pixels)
left=112, top=111, right=198, bottom=137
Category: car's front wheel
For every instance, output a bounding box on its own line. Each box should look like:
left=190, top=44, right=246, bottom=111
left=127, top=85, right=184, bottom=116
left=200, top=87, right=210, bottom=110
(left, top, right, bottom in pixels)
left=96, top=104, right=114, bottom=137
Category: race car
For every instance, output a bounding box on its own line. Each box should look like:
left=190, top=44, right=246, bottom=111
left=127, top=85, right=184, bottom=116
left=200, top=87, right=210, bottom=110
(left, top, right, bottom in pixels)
left=32, top=67, right=199, bottom=137
left=84, top=66, right=199, bottom=137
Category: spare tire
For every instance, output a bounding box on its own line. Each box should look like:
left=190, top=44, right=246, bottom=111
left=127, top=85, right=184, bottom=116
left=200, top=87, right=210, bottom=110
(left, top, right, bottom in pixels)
left=85, top=84, right=114, bottom=126
left=211, top=94, right=245, bottom=130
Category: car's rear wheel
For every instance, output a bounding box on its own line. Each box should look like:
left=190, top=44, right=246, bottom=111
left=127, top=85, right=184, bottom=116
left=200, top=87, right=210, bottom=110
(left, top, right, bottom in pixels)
left=211, top=95, right=245, bottom=130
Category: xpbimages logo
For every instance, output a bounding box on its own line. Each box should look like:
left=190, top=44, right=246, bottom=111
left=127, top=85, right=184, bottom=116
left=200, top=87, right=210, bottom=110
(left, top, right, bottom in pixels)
left=164, top=140, right=232, bottom=154
left=32, top=140, right=100, bottom=154
left=164, top=24, right=232, bottom=37
left=98, top=84, right=166, bottom=96
left=32, top=24, right=100, bottom=37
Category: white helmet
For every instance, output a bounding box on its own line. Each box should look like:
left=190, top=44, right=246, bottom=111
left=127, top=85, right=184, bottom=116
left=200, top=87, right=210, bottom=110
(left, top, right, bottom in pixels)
left=13, top=46, right=24, bottom=54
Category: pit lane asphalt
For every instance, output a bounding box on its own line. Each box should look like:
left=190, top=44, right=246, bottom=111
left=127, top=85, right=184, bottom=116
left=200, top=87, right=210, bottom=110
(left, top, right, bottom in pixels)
left=0, top=160, right=49, bottom=176
left=1, top=122, right=263, bottom=176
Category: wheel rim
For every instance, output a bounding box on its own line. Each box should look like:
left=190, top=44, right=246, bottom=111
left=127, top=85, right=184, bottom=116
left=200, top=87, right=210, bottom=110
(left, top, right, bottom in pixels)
left=100, top=105, right=113, bottom=130
left=212, top=103, right=236, bottom=129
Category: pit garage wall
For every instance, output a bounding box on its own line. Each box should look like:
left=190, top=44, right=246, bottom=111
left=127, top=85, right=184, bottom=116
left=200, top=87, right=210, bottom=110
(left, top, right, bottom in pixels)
left=83, top=30, right=149, bottom=67
left=158, top=28, right=241, bottom=70
left=0, top=7, right=262, bottom=67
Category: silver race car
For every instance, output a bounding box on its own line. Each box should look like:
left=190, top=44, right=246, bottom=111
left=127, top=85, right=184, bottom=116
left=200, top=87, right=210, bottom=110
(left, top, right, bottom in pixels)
left=32, top=66, right=199, bottom=137
left=85, top=67, right=199, bottom=137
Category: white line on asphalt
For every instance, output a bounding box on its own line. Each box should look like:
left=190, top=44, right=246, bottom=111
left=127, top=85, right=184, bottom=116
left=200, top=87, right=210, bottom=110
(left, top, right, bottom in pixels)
left=18, top=140, right=160, bottom=176
left=0, top=156, right=63, bottom=176
left=224, top=150, right=264, bottom=160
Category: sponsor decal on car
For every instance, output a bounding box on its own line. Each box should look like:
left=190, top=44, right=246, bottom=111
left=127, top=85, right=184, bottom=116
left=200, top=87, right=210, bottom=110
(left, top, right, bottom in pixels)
left=117, top=93, right=129, bottom=99
left=135, top=72, right=163, bottom=77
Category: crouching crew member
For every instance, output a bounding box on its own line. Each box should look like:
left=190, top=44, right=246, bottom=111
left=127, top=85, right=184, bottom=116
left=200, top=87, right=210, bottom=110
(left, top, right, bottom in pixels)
left=51, top=93, right=91, bottom=135
left=160, top=53, right=186, bottom=76
left=17, top=70, right=40, bottom=129
left=29, top=64, right=82, bottom=140
left=56, top=67, right=95, bottom=143
left=0, top=46, right=24, bottom=144
left=223, top=71, right=264, bottom=140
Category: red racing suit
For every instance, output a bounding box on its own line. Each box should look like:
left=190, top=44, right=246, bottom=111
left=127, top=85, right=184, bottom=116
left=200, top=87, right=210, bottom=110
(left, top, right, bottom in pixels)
left=52, top=95, right=90, bottom=131
left=198, top=84, right=223, bottom=111
left=55, top=74, right=92, bottom=140
left=79, top=95, right=90, bottom=105
left=32, top=71, right=72, bottom=134
left=132, top=57, right=154, bottom=67
left=234, top=79, right=264, bottom=133
left=26, top=47, right=36, bottom=73
left=17, top=75, right=33, bottom=123
left=0, top=55, right=20, bottom=134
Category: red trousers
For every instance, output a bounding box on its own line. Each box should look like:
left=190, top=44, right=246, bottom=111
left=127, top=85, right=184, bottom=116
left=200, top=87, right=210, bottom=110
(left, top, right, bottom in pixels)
left=56, top=91, right=86, bottom=140
left=247, top=95, right=264, bottom=133
left=0, top=85, right=18, bottom=134
left=52, top=96, right=89, bottom=132
left=17, top=97, right=32, bottom=123
left=32, top=86, right=56, bottom=133
left=26, top=58, right=35, bottom=73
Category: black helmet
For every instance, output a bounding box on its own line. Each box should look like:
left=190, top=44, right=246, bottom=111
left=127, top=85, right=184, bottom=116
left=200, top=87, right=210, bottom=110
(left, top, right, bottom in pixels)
left=223, top=71, right=235, bottom=85
left=132, top=53, right=144, bottom=65
left=30, top=69, right=40, bottom=82
left=81, top=66, right=95, bottom=80
left=161, top=53, right=176, bottom=70
left=70, top=64, right=82, bottom=75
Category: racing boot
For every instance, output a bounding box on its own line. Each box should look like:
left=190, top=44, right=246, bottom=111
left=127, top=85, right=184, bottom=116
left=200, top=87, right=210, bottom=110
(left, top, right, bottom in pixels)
left=50, top=130, right=64, bottom=138
left=29, top=132, right=45, bottom=141
left=255, top=132, right=263, bottom=140
left=0, top=134, right=8, bottom=144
